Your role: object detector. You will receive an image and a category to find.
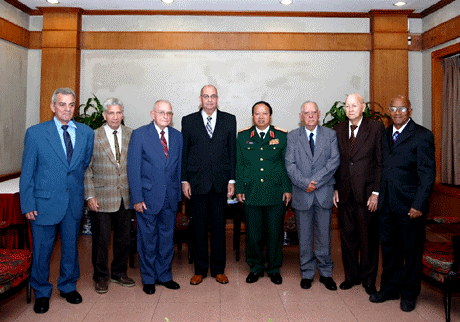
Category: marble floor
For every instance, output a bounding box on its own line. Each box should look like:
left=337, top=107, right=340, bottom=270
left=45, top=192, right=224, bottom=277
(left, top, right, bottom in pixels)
left=1, top=229, right=458, bottom=322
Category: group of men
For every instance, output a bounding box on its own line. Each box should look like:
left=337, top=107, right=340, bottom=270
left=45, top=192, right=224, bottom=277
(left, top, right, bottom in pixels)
left=20, top=85, right=435, bottom=315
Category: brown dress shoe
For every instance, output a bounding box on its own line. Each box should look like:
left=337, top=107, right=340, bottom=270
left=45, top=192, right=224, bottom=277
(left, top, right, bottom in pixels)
left=215, top=274, right=229, bottom=284
left=190, top=274, right=204, bottom=285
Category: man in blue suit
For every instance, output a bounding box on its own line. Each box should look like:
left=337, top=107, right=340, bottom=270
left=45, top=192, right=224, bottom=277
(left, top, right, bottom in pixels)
left=128, top=100, right=183, bottom=295
left=20, top=88, right=94, bottom=314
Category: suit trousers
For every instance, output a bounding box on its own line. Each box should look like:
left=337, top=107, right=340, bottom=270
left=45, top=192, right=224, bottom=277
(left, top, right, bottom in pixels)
left=338, top=192, right=379, bottom=285
left=30, top=205, right=81, bottom=298
left=190, top=188, right=226, bottom=276
left=244, top=204, right=285, bottom=275
left=294, top=197, right=333, bottom=279
left=136, top=194, right=176, bottom=285
left=90, top=200, right=131, bottom=282
left=379, top=204, right=426, bottom=299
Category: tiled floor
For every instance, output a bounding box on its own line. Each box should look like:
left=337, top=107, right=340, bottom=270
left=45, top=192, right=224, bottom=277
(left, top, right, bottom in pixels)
left=1, top=229, right=458, bottom=321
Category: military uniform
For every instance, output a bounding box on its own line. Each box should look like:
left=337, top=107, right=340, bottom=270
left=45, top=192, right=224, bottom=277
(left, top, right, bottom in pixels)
left=236, top=125, right=292, bottom=275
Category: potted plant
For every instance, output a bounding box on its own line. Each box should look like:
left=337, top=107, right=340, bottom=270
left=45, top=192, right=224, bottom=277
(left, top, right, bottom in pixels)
left=322, top=100, right=390, bottom=128
left=74, top=94, right=105, bottom=130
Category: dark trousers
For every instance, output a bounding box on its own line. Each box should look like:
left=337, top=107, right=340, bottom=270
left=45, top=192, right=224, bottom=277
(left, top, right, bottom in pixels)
left=245, top=203, right=285, bottom=275
left=190, top=188, right=226, bottom=276
left=338, top=192, right=379, bottom=285
left=379, top=204, right=426, bottom=299
left=90, top=201, right=131, bottom=282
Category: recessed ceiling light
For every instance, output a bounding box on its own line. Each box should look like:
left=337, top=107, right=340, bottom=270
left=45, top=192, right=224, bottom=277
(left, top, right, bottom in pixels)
left=46, top=0, right=59, bottom=4
left=162, top=0, right=174, bottom=4
left=280, top=0, right=293, bottom=5
left=393, top=1, right=407, bottom=6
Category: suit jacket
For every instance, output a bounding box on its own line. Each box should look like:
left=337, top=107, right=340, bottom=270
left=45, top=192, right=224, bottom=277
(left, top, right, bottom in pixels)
left=235, top=125, right=291, bottom=206
left=378, top=119, right=436, bottom=214
left=84, top=125, right=133, bottom=212
left=285, top=125, right=339, bottom=210
left=20, top=119, right=94, bottom=225
left=181, top=109, right=236, bottom=195
left=127, top=123, right=183, bottom=215
left=333, top=118, right=384, bottom=205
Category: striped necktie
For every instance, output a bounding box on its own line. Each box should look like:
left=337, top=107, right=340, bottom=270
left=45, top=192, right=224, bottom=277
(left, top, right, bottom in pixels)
left=393, top=131, right=400, bottom=143
left=206, top=116, right=213, bottom=138
left=161, top=130, right=168, bottom=158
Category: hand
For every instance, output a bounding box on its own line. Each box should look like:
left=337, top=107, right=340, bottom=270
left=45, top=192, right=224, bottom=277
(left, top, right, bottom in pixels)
left=408, top=207, right=423, bottom=219
left=306, top=181, right=317, bottom=193
left=237, top=193, right=245, bottom=203
left=283, top=193, right=292, bottom=206
left=25, top=211, right=38, bottom=221
left=87, top=197, right=99, bottom=212
left=367, top=194, right=378, bottom=212
left=182, top=182, right=191, bottom=199
left=134, top=202, right=147, bottom=214
left=333, top=190, right=339, bottom=208
left=227, top=183, right=235, bottom=198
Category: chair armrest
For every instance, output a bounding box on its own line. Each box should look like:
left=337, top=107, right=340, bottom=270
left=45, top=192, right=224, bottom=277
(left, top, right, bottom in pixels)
left=431, top=216, right=460, bottom=224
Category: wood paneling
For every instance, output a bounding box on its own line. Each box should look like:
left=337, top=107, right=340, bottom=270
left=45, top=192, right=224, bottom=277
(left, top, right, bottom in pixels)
left=3, top=0, right=35, bottom=15
left=429, top=184, right=460, bottom=219
left=372, top=33, right=408, bottom=50
left=408, top=34, right=422, bottom=52
left=41, top=7, right=83, bottom=30
left=29, top=31, right=42, bottom=49
left=42, top=30, right=79, bottom=48
left=0, top=17, right=29, bottom=48
left=423, top=15, right=460, bottom=50
left=370, top=11, right=412, bottom=32
left=420, top=0, right=457, bottom=18
left=81, top=31, right=371, bottom=51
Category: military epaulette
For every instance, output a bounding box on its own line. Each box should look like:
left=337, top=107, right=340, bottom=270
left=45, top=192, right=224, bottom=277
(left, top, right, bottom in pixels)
left=238, top=126, right=252, bottom=133
left=274, top=126, right=287, bottom=133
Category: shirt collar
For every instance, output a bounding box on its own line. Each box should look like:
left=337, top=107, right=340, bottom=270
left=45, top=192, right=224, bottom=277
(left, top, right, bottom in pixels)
left=104, top=123, right=122, bottom=134
left=393, top=118, right=411, bottom=135
left=305, top=125, right=318, bottom=137
left=154, top=123, right=168, bottom=136
left=53, top=116, right=76, bottom=129
left=201, top=109, right=217, bottom=121
left=256, top=125, right=270, bottom=136
left=349, top=116, right=363, bottom=130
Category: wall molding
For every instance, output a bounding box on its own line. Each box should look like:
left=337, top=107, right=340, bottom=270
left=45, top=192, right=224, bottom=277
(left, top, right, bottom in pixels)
left=0, top=172, right=20, bottom=183
left=423, top=14, right=460, bottom=50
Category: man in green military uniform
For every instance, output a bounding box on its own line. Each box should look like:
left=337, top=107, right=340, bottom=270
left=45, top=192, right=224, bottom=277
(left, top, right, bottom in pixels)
left=236, top=101, right=292, bottom=285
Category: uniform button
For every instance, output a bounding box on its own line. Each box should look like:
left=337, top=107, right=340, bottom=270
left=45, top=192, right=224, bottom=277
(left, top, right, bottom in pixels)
left=260, top=147, right=263, bottom=150
left=260, top=168, right=264, bottom=171
left=261, top=179, right=264, bottom=182
left=260, top=158, right=263, bottom=161
left=247, top=147, right=250, bottom=150
left=273, top=147, right=276, bottom=149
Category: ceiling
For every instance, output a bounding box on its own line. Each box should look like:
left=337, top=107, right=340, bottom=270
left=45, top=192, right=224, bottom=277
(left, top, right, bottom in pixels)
left=16, top=0, right=444, bottom=14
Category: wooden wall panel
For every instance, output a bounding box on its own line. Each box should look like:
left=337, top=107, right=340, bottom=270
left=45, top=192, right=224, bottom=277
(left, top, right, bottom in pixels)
left=423, top=15, right=460, bottom=50
left=81, top=31, right=371, bottom=51
left=42, top=30, right=79, bottom=48
left=373, top=33, right=408, bottom=50
left=370, top=13, right=410, bottom=32
left=41, top=8, right=83, bottom=30
left=408, top=34, right=422, bottom=52
left=29, top=31, right=42, bottom=49
left=0, top=17, right=29, bottom=48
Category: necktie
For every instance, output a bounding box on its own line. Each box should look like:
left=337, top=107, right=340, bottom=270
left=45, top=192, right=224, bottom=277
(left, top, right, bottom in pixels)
left=206, top=116, right=213, bottom=138
left=309, top=132, right=315, bottom=156
left=260, top=132, right=265, bottom=140
left=350, top=125, right=358, bottom=149
left=113, top=130, right=121, bottom=163
left=161, top=130, right=168, bottom=158
left=393, top=131, right=400, bottom=143
left=62, top=125, right=73, bottom=164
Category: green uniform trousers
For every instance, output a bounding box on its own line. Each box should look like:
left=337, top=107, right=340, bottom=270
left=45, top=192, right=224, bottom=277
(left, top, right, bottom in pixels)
left=245, top=203, right=285, bottom=275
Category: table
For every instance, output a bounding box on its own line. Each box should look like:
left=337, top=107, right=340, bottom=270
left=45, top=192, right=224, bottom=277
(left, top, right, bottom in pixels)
left=0, top=178, right=31, bottom=249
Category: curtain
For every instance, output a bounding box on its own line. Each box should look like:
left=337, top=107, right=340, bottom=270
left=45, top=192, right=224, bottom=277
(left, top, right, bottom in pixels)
left=441, top=56, right=460, bottom=185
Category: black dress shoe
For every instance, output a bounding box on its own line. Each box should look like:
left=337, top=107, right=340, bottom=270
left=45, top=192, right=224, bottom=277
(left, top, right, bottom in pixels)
left=268, top=273, right=282, bottom=285
left=157, top=280, right=180, bottom=289
left=369, top=291, right=400, bottom=303
left=339, top=279, right=360, bottom=290
left=60, top=290, right=82, bottom=304
left=246, top=272, right=264, bottom=283
left=363, top=284, right=377, bottom=295
left=143, top=284, right=156, bottom=295
left=33, top=297, right=49, bottom=314
left=300, top=279, right=312, bottom=289
left=400, top=298, right=416, bottom=312
left=319, top=276, right=337, bottom=291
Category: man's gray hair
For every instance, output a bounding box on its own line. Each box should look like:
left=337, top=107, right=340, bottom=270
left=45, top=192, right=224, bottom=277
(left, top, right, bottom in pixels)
left=153, top=99, right=172, bottom=111
left=103, top=97, right=124, bottom=113
left=300, top=100, right=318, bottom=112
left=51, top=88, right=76, bottom=105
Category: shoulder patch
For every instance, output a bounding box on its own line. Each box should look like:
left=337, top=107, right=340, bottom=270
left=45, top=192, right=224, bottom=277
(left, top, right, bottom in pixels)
left=274, top=126, right=287, bottom=133
left=238, top=126, right=252, bottom=133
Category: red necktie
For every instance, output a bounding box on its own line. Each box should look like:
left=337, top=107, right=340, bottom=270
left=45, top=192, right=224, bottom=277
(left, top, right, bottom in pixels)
left=350, top=125, right=357, bottom=149
left=161, top=130, right=168, bottom=158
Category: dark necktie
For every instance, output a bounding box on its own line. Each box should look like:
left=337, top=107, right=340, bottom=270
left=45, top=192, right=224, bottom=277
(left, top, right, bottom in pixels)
left=309, top=132, right=315, bottom=156
left=393, top=131, right=400, bottom=143
left=161, top=130, right=168, bottom=158
left=206, top=116, right=213, bottom=138
left=62, top=125, right=73, bottom=164
left=350, top=125, right=358, bottom=149
left=260, top=132, right=265, bottom=140
left=113, top=130, right=121, bottom=163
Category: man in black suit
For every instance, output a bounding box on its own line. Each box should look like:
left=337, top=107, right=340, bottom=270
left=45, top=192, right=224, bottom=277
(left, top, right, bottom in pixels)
left=370, top=95, right=435, bottom=312
left=181, top=85, right=237, bottom=285
left=333, top=94, right=384, bottom=295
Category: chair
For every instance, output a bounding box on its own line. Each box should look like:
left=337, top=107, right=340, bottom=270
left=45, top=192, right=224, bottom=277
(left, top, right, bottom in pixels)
left=0, top=221, right=32, bottom=303
left=422, top=216, right=460, bottom=322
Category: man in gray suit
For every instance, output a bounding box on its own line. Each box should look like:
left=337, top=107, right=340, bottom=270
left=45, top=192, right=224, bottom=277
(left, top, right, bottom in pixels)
left=285, top=101, right=340, bottom=291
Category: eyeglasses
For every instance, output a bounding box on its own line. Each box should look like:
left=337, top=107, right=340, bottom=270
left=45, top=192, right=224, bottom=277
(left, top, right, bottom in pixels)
left=155, top=111, right=173, bottom=117
left=389, top=106, right=409, bottom=113
left=201, top=94, right=218, bottom=100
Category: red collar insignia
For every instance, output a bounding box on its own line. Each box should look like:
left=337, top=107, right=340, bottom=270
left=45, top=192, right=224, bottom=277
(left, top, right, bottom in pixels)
left=250, top=130, right=255, bottom=138
left=270, top=131, right=275, bottom=138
